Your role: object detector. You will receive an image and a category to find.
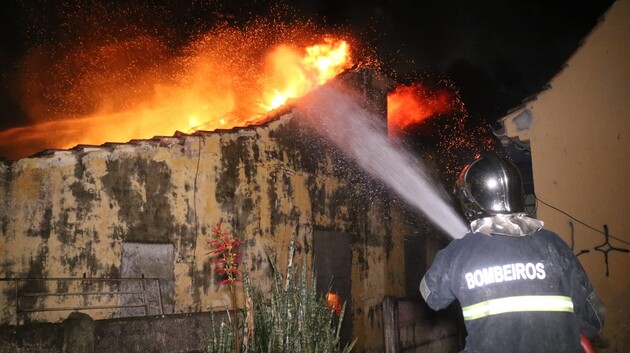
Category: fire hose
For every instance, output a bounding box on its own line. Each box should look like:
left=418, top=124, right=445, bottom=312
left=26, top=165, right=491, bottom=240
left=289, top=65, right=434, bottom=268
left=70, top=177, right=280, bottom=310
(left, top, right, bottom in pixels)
left=581, top=333, right=596, bottom=353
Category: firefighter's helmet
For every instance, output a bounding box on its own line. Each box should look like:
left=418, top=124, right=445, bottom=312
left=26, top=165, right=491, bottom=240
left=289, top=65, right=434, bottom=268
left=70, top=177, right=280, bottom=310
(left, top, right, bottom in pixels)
left=455, top=155, right=525, bottom=222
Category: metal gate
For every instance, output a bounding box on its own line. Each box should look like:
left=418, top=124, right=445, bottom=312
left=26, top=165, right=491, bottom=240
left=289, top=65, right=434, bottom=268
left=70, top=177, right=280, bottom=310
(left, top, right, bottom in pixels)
left=0, top=277, right=164, bottom=324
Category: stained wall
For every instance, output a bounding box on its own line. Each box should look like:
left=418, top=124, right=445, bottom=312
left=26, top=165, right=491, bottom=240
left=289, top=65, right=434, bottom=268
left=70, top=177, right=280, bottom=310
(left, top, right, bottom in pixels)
left=0, top=68, right=440, bottom=352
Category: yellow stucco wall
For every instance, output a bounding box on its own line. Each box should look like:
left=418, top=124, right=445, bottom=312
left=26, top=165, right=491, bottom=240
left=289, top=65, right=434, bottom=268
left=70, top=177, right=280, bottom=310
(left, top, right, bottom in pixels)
left=501, top=0, right=630, bottom=350
left=0, top=68, right=429, bottom=352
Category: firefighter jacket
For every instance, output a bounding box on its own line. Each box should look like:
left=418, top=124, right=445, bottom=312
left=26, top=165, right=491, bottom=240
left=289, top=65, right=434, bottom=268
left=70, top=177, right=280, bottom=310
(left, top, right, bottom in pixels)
left=420, top=229, right=604, bottom=353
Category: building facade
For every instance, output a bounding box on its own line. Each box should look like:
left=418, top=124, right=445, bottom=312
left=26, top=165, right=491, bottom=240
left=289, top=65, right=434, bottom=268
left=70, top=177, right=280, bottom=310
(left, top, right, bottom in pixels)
left=0, top=68, right=458, bottom=352
left=498, top=0, right=630, bottom=350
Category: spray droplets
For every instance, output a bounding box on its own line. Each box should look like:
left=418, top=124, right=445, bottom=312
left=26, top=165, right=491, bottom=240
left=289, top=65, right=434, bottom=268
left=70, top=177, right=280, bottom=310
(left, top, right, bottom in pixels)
left=296, top=83, right=469, bottom=239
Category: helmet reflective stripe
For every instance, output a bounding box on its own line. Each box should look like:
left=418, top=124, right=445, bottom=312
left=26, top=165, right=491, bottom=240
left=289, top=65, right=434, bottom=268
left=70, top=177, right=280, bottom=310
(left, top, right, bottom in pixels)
left=462, top=295, right=574, bottom=321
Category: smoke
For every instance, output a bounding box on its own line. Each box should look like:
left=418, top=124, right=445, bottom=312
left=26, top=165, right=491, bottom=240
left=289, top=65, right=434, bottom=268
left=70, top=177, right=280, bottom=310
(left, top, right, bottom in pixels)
left=296, top=82, right=468, bottom=239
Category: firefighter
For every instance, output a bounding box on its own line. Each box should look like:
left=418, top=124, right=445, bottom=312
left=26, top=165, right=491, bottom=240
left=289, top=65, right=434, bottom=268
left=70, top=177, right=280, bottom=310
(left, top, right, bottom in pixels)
left=420, top=154, right=605, bottom=353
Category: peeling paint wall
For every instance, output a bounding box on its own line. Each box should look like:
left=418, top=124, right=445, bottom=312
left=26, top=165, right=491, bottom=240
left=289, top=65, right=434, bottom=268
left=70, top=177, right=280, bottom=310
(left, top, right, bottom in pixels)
left=0, top=68, right=440, bottom=352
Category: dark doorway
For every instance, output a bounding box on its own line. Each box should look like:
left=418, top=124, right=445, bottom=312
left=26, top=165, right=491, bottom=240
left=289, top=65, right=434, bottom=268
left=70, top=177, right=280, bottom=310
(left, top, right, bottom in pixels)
left=313, top=230, right=352, bottom=346
left=404, top=236, right=427, bottom=299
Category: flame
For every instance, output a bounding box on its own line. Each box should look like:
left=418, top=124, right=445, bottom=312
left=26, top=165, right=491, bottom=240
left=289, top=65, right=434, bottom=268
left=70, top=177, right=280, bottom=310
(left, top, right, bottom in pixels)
left=257, top=38, right=350, bottom=112
left=326, top=292, right=342, bottom=316
left=0, top=25, right=353, bottom=161
left=387, top=83, right=457, bottom=134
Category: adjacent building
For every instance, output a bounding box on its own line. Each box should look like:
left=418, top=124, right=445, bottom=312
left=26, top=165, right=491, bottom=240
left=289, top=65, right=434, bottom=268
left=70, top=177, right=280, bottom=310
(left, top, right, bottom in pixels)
left=498, top=0, right=630, bottom=349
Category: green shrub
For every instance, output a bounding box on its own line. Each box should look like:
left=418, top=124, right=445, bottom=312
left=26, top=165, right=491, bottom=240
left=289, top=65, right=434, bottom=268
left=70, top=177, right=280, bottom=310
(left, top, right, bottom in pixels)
left=206, top=226, right=355, bottom=353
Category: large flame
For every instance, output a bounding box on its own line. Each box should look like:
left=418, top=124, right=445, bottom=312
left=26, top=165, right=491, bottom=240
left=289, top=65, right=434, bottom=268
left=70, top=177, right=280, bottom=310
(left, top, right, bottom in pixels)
left=258, top=38, right=350, bottom=112
left=0, top=17, right=469, bottom=162
left=0, top=24, right=352, bottom=161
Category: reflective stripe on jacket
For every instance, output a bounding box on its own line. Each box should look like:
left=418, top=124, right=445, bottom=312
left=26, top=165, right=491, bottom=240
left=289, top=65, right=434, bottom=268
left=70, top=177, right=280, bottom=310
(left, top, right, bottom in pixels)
left=461, top=295, right=574, bottom=320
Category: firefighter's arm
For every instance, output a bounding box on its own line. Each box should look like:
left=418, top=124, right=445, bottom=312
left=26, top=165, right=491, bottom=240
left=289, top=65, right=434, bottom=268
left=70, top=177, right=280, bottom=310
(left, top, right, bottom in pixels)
left=552, top=233, right=605, bottom=339
left=579, top=289, right=605, bottom=338
left=419, top=250, right=456, bottom=310
left=570, top=258, right=605, bottom=338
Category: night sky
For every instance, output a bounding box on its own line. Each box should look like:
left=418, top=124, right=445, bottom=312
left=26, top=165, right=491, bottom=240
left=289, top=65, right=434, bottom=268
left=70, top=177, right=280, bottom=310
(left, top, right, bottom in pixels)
left=0, top=0, right=615, bottom=146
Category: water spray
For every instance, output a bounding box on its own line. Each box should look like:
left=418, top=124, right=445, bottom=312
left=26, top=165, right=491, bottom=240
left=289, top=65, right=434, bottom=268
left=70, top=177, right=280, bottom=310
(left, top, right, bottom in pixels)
left=296, top=83, right=468, bottom=240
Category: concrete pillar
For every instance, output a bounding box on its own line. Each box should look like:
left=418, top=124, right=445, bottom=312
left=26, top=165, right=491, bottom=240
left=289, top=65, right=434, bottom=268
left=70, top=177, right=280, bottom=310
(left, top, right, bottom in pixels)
left=62, top=312, right=95, bottom=353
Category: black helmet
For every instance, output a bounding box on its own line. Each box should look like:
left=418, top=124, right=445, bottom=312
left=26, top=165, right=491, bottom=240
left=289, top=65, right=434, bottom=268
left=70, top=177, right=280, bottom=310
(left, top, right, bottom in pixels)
left=455, top=155, right=525, bottom=222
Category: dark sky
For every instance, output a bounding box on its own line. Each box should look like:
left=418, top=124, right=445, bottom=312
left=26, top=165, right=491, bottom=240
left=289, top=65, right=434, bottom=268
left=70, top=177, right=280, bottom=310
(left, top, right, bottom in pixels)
left=0, top=0, right=615, bottom=134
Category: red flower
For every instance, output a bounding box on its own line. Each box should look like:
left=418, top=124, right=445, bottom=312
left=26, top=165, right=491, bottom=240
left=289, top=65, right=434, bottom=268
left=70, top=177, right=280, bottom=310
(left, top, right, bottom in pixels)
left=206, top=224, right=243, bottom=285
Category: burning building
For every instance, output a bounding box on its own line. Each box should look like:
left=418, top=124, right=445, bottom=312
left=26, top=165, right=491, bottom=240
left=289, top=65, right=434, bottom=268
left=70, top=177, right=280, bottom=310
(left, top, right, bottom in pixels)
left=0, top=62, right=467, bottom=352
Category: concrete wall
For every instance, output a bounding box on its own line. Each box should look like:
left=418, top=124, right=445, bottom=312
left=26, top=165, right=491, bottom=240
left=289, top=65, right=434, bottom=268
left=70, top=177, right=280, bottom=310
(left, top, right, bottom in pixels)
left=500, top=0, right=630, bottom=350
left=0, top=68, right=447, bottom=352
left=0, top=321, right=63, bottom=353
left=0, top=311, right=231, bottom=353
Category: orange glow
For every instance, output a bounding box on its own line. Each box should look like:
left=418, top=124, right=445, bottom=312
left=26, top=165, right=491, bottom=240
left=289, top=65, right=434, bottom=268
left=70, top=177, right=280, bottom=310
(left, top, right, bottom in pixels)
left=0, top=24, right=353, bottom=161
left=258, top=38, right=350, bottom=112
left=326, top=292, right=342, bottom=316
left=387, top=83, right=457, bottom=134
